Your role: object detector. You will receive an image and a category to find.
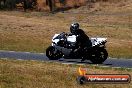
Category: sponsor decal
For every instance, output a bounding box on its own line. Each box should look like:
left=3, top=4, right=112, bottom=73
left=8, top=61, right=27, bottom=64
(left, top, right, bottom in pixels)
left=77, top=67, right=131, bottom=84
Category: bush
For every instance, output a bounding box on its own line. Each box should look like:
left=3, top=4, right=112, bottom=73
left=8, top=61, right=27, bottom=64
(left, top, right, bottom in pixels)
left=5, top=0, right=16, bottom=10
left=0, top=1, right=5, bottom=9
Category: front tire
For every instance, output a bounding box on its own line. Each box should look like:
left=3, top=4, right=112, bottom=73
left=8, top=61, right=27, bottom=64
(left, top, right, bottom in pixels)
left=90, top=48, right=108, bottom=64
left=46, top=46, right=63, bottom=60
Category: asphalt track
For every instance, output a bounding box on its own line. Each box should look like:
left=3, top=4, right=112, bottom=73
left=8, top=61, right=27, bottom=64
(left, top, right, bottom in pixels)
left=0, top=50, right=132, bottom=68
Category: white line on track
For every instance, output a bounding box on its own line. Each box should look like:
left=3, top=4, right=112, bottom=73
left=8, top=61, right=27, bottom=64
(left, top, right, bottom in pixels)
left=61, top=62, right=132, bottom=70
left=0, top=50, right=45, bottom=54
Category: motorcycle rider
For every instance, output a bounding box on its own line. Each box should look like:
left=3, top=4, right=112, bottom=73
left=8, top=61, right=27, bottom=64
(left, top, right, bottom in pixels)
left=69, top=23, right=92, bottom=61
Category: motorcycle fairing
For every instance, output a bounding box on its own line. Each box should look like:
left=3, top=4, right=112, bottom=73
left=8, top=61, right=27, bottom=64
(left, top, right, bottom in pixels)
left=90, top=38, right=107, bottom=46
left=67, top=35, right=77, bottom=43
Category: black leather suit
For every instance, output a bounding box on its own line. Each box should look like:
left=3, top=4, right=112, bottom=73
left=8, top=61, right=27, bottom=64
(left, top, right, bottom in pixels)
left=70, top=29, right=91, bottom=48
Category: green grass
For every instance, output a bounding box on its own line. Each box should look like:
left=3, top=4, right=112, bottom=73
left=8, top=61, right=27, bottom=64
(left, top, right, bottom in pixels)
left=0, top=59, right=132, bottom=88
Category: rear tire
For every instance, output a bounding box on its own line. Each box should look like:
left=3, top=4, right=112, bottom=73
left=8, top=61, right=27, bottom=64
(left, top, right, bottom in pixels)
left=46, top=46, right=63, bottom=60
left=90, top=48, right=108, bottom=64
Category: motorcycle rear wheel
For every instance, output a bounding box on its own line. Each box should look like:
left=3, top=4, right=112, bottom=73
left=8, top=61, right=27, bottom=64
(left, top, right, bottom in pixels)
left=46, top=46, right=63, bottom=60
left=90, top=48, right=108, bottom=64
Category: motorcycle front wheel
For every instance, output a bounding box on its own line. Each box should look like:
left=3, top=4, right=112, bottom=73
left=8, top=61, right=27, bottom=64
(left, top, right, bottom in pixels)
left=46, top=46, right=63, bottom=60
left=90, top=48, right=108, bottom=64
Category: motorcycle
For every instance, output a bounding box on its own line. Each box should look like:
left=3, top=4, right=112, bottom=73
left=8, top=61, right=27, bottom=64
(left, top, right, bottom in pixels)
left=46, top=32, right=108, bottom=64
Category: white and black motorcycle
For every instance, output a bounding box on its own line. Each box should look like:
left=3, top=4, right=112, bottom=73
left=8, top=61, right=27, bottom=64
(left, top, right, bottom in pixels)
left=46, top=32, right=108, bottom=64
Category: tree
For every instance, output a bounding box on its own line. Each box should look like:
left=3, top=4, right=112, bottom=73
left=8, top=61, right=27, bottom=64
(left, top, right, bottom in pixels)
left=46, top=0, right=55, bottom=12
left=0, top=0, right=6, bottom=9
left=5, top=0, right=16, bottom=10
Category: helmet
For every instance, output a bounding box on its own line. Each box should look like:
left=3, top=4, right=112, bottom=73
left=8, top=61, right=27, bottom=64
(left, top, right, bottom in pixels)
left=70, top=23, right=79, bottom=34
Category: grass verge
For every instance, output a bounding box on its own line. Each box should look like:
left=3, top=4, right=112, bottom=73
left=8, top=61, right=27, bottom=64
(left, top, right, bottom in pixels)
left=0, top=58, right=132, bottom=88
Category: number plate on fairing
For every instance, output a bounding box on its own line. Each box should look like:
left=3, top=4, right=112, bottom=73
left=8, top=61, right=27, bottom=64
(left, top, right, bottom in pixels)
left=67, top=35, right=77, bottom=43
